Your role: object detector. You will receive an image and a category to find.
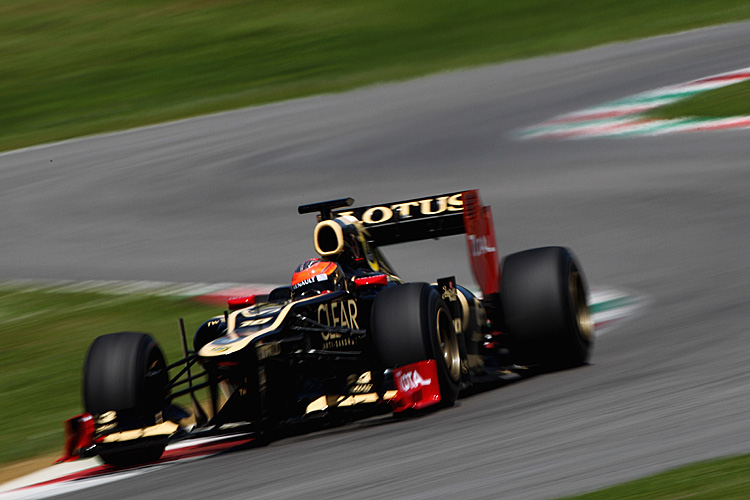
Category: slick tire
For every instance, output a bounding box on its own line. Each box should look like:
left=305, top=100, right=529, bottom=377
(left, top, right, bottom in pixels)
left=83, top=332, right=169, bottom=465
left=84, top=332, right=169, bottom=414
left=371, top=283, right=461, bottom=406
left=501, top=246, right=594, bottom=368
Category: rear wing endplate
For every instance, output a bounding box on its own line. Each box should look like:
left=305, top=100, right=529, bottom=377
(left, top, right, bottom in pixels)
left=462, top=190, right=500, bottom=296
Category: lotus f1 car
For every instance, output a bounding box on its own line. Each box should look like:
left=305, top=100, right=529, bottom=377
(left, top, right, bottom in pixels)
left=60, top=190, right=593, bottom=466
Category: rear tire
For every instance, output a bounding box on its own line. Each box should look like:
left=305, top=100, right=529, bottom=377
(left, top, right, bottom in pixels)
left=371, top=283, right=461, bottom=406
left=501, top=247, right=593, bottom=368
left=83, top=332, right=169, bottom=465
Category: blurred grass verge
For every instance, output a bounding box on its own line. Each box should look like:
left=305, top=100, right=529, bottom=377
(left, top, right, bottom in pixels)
left=560, top=454, right=750, bottom=500
left=650, top=79, right=750, bottom=118
left=3, top=0, right=750, bottom=152
left=0, top=284, right=219, bottom=467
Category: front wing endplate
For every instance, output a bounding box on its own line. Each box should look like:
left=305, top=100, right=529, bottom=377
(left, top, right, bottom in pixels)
left=390, top=360, right=441, bottom=412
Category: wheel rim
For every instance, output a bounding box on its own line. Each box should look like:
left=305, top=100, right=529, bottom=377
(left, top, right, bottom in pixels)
left=569, top=269, right=593, bottom=341
left=436, top=307, right=461, bottom=383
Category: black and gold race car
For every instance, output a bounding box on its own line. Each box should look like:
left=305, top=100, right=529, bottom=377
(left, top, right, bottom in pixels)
left=60, top=190, right=593, bottom=466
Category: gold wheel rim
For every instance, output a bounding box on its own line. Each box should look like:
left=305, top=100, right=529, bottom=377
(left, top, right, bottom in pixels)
left=569, top=269, right=593, bottom=340
left=436, top=307, right=461, bottom=383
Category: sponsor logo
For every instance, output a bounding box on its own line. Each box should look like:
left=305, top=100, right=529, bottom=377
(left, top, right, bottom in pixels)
left=468, top=234, right=496, bottom=257
left=398, top=369, right=432, bottom=392
left=337, top=193, right=463, bottom=225
left=317, top=299, right=359, bottom=349
left=292, top=273, right=329, bottom=290
left=441, top=286, right=458, bottom=302
left=317, top=299, right=359, bottom=329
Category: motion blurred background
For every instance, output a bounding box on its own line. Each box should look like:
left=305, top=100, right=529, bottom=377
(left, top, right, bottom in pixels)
left=4, top=0, right=750, bottom=152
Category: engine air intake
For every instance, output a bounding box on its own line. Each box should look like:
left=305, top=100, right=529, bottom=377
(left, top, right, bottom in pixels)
left=314, top=220, right=344, bottom=256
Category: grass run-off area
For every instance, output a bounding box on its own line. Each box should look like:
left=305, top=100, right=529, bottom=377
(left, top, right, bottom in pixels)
left=3, top=0, right=750, bottom=152
left=651, top=79, right=750, bottom=119
left=561, top=454, right=750, bottom=500
left=0, top=285, right=220, bottom=466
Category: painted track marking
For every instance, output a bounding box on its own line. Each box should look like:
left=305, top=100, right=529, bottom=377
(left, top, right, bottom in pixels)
left=518, top=66, right=750, bottom=139
left=0, top=434, right=255, bottom=499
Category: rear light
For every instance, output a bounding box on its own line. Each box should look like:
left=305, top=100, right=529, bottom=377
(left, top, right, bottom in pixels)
left=354, top=274, right=388, bottom=289
left=228, top=295, right=257, bottom=310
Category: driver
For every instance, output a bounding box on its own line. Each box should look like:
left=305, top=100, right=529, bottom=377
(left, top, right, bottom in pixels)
left=291, top=258, right=347, bottom=298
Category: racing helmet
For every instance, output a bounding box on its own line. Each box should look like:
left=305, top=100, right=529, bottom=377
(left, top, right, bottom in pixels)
left=291, top=258, right=347, bottom=298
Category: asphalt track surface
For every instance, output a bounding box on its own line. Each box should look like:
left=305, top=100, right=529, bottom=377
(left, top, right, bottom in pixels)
left=3, top=21, right=750, bottom=500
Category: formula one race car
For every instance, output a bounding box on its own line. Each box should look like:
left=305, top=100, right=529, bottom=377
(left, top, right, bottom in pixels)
left=60, top=190, right=593, bottom=466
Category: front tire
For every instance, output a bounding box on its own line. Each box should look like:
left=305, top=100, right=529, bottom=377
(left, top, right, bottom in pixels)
left=83, top=332, right=169, bottom=465
left=371, top=283, right=461, bottom=406
left=501, top=247, right=593, bottom=368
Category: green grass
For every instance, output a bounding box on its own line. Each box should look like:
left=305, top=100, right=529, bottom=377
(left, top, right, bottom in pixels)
left=3, top=0, right=750, bottom=152
left=651, top=79, right=750, bottom=119
left=0, top=285, right=220, bottom=465
left=560, top=454, right=750, bottom=499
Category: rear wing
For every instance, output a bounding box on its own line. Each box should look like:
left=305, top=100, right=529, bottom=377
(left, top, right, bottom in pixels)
left=334, top=192, right=465, bottom=246
left=333, top=190, right=500, bottom=296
